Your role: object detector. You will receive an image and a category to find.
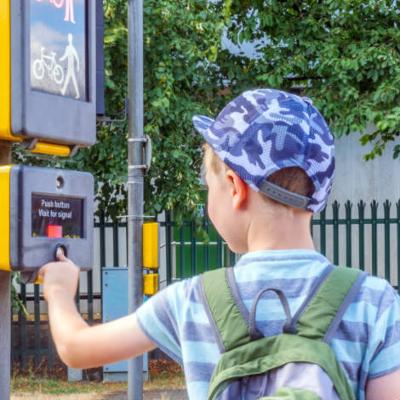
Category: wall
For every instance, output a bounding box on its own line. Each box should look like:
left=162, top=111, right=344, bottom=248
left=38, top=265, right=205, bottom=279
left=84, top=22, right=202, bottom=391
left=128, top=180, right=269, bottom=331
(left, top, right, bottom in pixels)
left=315, top=133, right=399, bottom=283
left=329, top=132, right=399, bottom=204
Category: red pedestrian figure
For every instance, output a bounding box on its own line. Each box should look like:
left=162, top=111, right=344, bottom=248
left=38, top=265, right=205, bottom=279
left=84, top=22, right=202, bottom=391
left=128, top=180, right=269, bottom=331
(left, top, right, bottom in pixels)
left=63, top=0, right=76, bottom=24
left=36, top=0, right=76, bottom=24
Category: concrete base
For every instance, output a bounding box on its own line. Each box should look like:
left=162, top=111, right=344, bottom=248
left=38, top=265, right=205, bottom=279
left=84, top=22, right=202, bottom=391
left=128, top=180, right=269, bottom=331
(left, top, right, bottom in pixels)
left=103, top=371, right=149, bottom=382
left=67, top=367, right=83, bottom=382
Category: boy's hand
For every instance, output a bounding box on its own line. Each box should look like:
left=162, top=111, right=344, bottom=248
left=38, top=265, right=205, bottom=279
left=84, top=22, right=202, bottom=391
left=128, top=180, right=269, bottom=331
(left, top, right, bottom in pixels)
left=39, top=248, right=80, bottom=301
left=39, top=249, right=155, bottom=369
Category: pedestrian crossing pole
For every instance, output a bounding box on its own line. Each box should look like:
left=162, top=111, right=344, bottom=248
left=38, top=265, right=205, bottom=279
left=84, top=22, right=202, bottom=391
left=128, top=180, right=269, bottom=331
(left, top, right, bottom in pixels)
left=127, top=0, right=145, bottom=399
left=0, top=143, right=12, bottom=400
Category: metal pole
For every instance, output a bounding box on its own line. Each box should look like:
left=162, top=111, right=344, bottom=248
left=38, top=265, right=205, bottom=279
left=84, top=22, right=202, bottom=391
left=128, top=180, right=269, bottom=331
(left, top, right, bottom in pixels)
left=0, top=143, right=12, bottom=400
left=127, top=0, right=144, bottom=399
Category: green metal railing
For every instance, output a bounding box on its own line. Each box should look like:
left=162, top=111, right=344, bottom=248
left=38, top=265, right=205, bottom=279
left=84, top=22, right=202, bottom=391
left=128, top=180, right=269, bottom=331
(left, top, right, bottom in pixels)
left=163, top=200, right=400, bottom=290
left=11, top=200, right=400, bottom=372
left=312, top=200, right=400, bottom=285
left=162, top=213, right=236, bottom=281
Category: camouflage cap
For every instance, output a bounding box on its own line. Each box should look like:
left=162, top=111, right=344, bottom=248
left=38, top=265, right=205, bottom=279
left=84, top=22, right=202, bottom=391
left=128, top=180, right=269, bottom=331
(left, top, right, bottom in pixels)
left=193, top=88, right=335, bottom=212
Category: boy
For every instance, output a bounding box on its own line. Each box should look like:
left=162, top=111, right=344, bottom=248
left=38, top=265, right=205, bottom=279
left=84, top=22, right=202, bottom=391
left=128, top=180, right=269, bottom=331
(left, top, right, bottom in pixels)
left=40, top=89, right=400, bottom=399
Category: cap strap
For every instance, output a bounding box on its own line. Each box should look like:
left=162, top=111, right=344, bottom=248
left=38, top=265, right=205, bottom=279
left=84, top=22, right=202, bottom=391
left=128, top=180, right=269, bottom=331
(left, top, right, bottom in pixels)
left=259, top=180, right=310, bottom=209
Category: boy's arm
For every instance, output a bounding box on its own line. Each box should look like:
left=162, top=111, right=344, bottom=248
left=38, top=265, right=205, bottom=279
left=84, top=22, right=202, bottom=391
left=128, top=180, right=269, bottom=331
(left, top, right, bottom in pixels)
left=366, top=370, right=400, bottom=400
left=40, top=254, right=155, bottom=369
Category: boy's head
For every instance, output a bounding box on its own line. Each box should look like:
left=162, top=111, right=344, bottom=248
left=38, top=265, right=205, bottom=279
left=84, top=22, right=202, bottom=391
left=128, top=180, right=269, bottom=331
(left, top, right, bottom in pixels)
left=202, top=143, right=315, bottom=208
left=194, top=88, right=335, bottom=213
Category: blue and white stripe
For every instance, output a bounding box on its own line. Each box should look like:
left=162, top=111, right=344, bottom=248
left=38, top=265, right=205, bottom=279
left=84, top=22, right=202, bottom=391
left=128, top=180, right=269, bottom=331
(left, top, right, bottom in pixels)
left=136, top=249, right=400, bottom=400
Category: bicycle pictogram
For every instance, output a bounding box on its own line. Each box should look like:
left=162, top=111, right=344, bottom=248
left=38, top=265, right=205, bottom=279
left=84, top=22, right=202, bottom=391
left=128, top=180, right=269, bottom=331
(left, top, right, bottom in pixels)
left=32, top=47, right=65, bottom=85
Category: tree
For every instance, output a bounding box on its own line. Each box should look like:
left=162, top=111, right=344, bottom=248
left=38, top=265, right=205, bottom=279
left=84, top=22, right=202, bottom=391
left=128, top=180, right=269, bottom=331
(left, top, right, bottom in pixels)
left=14, top=0, right=399, bottom=220
left=15, top=0, right=226, bottom=220
left=220, top=0, right=400, bottom=160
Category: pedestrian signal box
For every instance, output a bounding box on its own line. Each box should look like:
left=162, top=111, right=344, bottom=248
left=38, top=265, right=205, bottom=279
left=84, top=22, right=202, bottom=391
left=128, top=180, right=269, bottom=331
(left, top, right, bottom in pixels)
left=0, top=166, right=94, bottom=274
left=0, top=0, right=96, bottom=155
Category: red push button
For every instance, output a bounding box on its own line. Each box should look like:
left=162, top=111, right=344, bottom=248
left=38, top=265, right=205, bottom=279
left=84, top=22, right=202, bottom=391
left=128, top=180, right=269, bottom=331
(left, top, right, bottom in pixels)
left=47, top=225, right=63, bottom=238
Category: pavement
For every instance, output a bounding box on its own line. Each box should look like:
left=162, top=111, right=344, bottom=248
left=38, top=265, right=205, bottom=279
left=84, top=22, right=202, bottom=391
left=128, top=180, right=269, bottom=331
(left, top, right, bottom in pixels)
left=97, top=390, right=188, bottom=400
left=11, top=390, right=188, bottom=400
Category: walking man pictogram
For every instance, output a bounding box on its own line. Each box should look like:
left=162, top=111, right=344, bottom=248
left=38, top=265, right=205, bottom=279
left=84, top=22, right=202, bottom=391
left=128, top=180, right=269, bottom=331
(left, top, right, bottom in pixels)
left=60, top=34, right=80, bottom=99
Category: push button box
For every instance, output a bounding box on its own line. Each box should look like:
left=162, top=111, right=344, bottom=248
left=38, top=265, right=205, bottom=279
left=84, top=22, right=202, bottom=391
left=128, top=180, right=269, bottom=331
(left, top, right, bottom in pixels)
left=0, top=165, right=93, bottom=273
left=0, top=0, right=98, bottom=156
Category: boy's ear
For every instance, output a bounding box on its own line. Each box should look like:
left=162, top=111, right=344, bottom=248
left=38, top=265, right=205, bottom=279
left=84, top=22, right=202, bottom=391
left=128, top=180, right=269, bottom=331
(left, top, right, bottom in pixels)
left=226, top=169, right=248, bottom=209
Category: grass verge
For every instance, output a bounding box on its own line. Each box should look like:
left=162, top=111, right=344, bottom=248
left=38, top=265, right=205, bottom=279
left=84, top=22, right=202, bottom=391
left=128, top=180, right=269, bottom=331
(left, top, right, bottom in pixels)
left=11, top=360, right=185, bottom=395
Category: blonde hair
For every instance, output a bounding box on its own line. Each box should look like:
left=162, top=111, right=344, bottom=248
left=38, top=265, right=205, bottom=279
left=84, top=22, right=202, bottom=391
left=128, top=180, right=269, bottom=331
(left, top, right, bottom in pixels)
left=203, top=143, right=227, bottom=175
left=202, top=143, right=314, bottom=206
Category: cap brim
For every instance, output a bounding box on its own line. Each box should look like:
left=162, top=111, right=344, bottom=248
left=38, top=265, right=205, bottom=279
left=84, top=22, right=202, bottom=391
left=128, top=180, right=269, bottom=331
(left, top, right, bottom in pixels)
left=192, top=115, right=215, bottom=141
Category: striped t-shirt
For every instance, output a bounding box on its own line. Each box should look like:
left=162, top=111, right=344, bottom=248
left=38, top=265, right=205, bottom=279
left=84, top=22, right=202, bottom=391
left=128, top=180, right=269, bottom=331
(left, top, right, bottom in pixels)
left=136, top=249, right=400, bottom=400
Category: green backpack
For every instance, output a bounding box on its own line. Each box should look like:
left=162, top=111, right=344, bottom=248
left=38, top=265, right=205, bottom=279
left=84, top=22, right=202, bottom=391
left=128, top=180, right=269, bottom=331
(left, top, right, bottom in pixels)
left=200, top=265, right=366, bottom=400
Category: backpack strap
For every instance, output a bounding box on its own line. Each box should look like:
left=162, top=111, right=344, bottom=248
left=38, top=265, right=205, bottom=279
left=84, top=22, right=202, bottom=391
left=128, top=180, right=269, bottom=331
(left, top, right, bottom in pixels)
left=200, top=268, right=252, bottom=352
left=201, top=265, right=367, bottom=352
left=282, top=264, right=335, bottom=335
left=295, top=267, right=367, bottom=342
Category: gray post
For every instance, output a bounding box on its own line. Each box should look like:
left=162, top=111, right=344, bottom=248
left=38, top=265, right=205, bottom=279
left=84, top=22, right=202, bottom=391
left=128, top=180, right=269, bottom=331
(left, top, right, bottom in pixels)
left=0, top=143, right=12, bottom=400
left=127, top=0, right=144, bottom=399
